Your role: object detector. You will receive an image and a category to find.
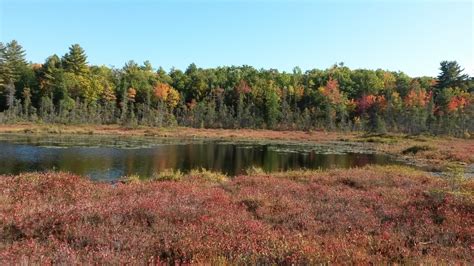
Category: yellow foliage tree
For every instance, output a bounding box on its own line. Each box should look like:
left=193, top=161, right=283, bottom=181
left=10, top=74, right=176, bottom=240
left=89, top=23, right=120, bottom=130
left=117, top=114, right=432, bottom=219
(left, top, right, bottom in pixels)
left=166, top=87, right=180, bottom=108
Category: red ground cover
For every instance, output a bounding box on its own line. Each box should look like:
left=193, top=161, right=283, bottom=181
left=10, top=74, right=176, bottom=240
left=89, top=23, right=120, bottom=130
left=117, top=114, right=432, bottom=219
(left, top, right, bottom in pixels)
left=0, top=166, right=472, bottom=264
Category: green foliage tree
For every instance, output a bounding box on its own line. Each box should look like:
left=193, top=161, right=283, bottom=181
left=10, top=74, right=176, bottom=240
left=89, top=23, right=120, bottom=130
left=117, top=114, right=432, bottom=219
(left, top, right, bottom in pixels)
left=351, top=69, right=384, bottom=97
left=264, top=86, right=280, bottom=129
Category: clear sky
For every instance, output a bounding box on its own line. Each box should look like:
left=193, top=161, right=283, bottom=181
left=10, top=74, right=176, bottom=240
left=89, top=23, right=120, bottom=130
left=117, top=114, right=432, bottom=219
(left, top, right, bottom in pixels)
left=1, top=0, right=472, bottom=77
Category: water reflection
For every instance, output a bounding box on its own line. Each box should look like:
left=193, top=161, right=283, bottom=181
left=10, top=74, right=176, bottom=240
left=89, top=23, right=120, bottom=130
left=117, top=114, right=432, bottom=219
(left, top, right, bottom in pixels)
left=0, top=137, right=397, bottom=181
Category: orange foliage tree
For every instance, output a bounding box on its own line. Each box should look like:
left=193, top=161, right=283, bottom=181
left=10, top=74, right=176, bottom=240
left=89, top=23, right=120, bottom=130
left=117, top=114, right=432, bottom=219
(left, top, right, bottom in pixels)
left=447, top=95, right=469, bottom=112
left=404, top=89, right=432, bottom=108
left=153, top=82, right=180, bottom=108
left=127, top=88, right=136, bottom=102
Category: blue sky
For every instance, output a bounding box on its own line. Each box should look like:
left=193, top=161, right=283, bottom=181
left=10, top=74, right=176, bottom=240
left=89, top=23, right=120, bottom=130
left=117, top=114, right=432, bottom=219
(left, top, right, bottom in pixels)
left=1, top=0, right=472, bottom=77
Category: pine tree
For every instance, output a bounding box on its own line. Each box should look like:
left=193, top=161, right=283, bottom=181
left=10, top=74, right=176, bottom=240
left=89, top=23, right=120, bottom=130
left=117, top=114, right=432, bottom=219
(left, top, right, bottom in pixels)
left=62, top=44, right=88, bottom=75
left=436, top=61, right=468, bottom=91
left=40, top=55, right=62, bottom=94
left=5, top=41, right=27, bottom=82
left=434, top=61, right=469, bottom=107
left=0, top=40, right=27, bottom=86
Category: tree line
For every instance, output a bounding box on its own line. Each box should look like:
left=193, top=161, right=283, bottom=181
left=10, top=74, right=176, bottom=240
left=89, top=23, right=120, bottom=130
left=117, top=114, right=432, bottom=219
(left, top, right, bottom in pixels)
left=0, top=40, right=472, bottom=136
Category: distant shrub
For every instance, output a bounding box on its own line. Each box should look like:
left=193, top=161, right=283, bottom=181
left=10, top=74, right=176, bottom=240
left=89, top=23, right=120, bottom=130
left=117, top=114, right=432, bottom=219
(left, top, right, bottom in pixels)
left=245, top=166, right=266, bottom=175
left=189, top=168, right=228, bottom=183
left=121, top=174, right=141, bottom=184
left=152, top=169, right=183, bottom=181
left=444, top=164, right=471, bottom=197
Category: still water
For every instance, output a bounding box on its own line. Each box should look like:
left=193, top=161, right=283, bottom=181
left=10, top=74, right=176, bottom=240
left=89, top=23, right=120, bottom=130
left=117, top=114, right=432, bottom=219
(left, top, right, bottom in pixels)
left=0, top=134, right=397, bottom=180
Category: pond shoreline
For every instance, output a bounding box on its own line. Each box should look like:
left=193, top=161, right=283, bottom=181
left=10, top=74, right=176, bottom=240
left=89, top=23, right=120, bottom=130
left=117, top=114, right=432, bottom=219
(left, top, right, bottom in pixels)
left=0, top=123, right=472, bottom=176
left=1, top=125, right=472, bottom=263
left=0, top=133, right=400, bottom=180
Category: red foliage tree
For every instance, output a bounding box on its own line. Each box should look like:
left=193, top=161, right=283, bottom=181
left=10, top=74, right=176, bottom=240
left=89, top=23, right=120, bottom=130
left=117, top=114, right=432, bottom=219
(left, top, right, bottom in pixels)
left=319, top=77, right=343, bottom=104
left=235, top=80, right=252, bottom=95
left=356, top=94, right=386, bottom=113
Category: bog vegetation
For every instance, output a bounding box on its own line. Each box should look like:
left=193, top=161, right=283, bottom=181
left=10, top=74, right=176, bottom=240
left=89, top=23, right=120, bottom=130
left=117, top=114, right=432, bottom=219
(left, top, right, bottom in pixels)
left=1, top=166, right=472, bottom=264
left=0, top=40, right=472, bottom=136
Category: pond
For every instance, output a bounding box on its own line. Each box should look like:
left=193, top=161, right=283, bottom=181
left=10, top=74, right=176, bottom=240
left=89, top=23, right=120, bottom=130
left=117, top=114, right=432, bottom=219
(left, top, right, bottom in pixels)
left=0, top=134, right=399, bottom=181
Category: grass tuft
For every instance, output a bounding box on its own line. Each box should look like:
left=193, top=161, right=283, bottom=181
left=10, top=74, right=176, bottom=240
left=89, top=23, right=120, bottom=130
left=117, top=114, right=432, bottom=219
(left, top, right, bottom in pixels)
left=189, top=168, right=228, bottom=183
left=244, top=166, right=266, bottom=175
left=120, top=174, right=141, bottom=184
left=152, top=169, right=184, bottom=181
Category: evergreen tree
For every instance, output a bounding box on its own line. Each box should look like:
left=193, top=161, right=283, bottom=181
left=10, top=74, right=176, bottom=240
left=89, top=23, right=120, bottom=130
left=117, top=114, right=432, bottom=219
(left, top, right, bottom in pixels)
left=40, top=55, right=63, bottom=96
left=0, top=40, right=27, bottom=111
left=435, top=61, right=469, bottom=92
left=62, top=44, right=88, bottom=75
left=434, top=61, right=469, bottom=108
left=1, top=40, right=27, bottom=85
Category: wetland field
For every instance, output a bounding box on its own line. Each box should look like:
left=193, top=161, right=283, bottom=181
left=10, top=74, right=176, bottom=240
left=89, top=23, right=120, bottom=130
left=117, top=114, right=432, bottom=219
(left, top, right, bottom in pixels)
left=2, top=0, right=473, bottom=263
left=0, top=124, right=473, bottom=264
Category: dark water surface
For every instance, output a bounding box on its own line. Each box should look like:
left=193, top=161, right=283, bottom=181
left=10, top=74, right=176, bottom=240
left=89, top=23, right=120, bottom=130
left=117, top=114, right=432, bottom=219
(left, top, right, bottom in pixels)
left=0, top=134, right=398, bottom=180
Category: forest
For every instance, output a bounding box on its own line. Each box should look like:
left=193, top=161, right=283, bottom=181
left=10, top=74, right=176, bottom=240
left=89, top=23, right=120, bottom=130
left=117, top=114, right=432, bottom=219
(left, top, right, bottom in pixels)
left=0, top=40, right=472, bottom=136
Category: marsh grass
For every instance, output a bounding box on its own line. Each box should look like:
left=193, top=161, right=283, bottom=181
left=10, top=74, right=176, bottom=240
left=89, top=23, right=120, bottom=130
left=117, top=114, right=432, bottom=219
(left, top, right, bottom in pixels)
left=357, top=133, right=401, bottom=144
left=189, top=168, right=228, bottom=182
left=121, top=174, right=141, bottom=184
left=244, top=166, right=266, bottom=175
left=402, top=145, right=433, bottom=155
left=444, top=164, right=473, bottom=198
left=151, top=169, right=184, bottom=181
left=122, top=168, right=228, bottom=183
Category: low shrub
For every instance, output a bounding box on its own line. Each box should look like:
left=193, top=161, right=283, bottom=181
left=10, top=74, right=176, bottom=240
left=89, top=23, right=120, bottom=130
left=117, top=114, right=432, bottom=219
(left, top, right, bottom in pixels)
left=0, top=166, right=472, bottom=264
left=402, top=145, right=433, bottom=155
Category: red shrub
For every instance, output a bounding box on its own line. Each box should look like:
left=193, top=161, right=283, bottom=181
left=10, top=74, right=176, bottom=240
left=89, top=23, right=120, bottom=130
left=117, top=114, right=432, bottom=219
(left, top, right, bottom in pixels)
left=0, top=167, right=472, bottom=264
